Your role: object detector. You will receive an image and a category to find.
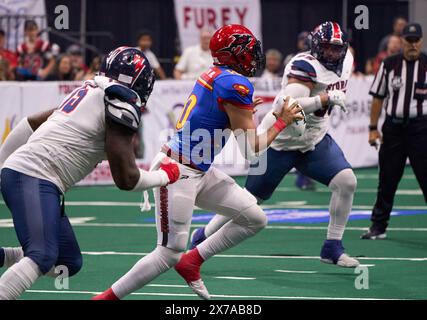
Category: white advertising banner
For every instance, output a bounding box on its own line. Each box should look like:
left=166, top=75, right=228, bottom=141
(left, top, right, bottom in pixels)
left=0, top=76, right=379, bottom=185
left=328, top=75, right=381, bottom=168
left=0, top=82, right=22, bottom=145
left=174, top=0, right=262, bottom=50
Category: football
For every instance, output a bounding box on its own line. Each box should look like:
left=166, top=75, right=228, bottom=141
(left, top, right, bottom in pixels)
left=287, top=97, right=306, bottom=137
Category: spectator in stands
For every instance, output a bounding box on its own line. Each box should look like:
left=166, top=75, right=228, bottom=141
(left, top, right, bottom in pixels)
left=0, top=58, right=12, bottom=81
left=83, top=56, right=102, bottom=80
left=66, top=44, right=88, bottom=81
left=137, top=30, right=166, bottom=80
left=173, top=28, right=213, bottom=80
left=16, top=20, right=59, bottom=80
left=45, top=54, right=75, bottom=81
left=283, top=31, right=310, bottom=66
left=373, top=35, right=402, bottom=74
left=260, top=49, right=283, bottom=79
left=378, top=16, right=407, bottom=53
left=0, top=29, right=17, bottom=78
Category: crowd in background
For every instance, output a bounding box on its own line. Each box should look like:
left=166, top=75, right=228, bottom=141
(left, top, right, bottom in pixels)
left=0, top=16, right=410, bottom=83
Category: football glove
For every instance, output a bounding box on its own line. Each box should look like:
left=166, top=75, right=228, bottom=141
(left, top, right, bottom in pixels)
left=327, top=90, right=347, bottom=114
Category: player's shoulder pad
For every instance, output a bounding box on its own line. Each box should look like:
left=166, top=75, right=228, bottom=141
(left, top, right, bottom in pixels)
left=289, top=58, right=317, bottom=82
left=95, top=76, right=142, bottom=131
left=215, top=72, right=254, bottom=97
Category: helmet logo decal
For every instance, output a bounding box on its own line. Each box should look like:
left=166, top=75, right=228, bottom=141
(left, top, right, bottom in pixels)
left=131, top=54, right=146, bottom=86
left=106, top=46, right=128, bottom=69
left=218, top=33, right=252, bottom=56
left=331, top=22, right=343, bottom=44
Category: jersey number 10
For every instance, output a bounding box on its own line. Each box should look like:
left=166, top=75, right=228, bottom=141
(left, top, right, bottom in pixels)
left=176, top=94, right=197, bottom=130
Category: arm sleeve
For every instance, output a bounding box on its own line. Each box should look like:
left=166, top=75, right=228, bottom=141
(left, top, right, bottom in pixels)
left=287, top=59, right=317, bottom=83
left=369, top=61, right=387, bottom=98
left=271, top=82, right=322, bottom=114
left=215, top=76, right=254, bottom=109
left=0, top=117, right=34, bottom=168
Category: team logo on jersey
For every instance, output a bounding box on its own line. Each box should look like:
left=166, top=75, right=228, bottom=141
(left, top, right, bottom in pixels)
left=218, top=34, right=253, bottom=56
left=391, top=76, right=403, bottom=91
left=233, top=83, right=250, bottom=96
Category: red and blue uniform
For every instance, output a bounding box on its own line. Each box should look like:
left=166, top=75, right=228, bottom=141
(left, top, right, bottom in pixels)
left=166, top=66, right=254, bottom=171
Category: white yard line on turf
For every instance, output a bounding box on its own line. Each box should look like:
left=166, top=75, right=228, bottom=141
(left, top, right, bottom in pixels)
left=25, top=289, right=402, bottom=300
left=3, top=200, right=425, bottom=210
left=2, top=219, right=427, bottom=232
left=147, top=284, right=188, bottom=288
left=276, top=188, right=423, bottom=195
left=275, top=270, right=318, bottom=274
left=80, top=251, right=427, bottom=262
left=215, top=276, right=256, bottom=280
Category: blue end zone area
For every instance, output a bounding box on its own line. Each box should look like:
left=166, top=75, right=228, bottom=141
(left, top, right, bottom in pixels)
left=143, top=209, right=427, bottom=224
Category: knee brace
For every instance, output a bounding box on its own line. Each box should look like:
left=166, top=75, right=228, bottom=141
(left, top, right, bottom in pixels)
left=233, top=204, right=268, bottom=233
left=329, top=168, right=357, bottom=195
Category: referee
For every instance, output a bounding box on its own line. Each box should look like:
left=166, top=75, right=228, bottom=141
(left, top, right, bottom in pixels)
left=362, top=23, right=427, bottom=239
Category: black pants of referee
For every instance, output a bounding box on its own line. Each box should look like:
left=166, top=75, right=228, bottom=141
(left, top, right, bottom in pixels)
left=371, top=115, right=427, bottom=232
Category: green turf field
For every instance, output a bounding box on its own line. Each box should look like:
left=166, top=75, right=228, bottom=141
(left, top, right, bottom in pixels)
left=1, top=166, right=426, bottom=300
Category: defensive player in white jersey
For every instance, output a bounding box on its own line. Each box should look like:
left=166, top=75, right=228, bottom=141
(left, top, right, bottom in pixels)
left=190, top=22, right=360, bottom=267
left=0, top=47, right=180, bottom=300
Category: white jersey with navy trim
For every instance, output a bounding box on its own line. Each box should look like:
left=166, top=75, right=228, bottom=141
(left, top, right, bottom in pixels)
left=4, top=80, right=107, bottom=192
left=271, top=49, right=353, bottom=152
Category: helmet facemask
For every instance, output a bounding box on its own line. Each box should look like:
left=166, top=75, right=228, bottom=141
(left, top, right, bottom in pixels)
left=234, top=39, right=266, bottom=77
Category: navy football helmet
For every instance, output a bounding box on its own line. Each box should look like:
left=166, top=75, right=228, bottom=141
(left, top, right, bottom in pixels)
left=310, top=22, right=348, bottom=76
left=99, top=46, right=155, bottom=109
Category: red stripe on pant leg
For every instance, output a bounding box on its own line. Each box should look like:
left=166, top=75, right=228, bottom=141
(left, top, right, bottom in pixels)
left=160, top=186, right=169, bottom=246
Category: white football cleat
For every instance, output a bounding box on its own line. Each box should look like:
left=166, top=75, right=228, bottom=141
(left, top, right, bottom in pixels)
left=337, top=253, right=360, bottom=268
left=321, top=253, right=360, bottom=268
left=188, top=279, right=211, bottom=300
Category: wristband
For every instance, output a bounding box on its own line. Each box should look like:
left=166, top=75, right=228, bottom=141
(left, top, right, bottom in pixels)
left=273, top=118, right=287, bottom=133
left=368, top=124, right=378, bottom=131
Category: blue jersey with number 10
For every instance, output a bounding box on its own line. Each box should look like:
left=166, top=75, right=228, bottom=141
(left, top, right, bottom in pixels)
left=166, top=66, right=254, bottom=172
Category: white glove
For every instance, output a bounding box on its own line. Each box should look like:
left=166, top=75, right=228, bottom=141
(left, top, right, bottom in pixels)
left=327, top=90, right=347, bottom=113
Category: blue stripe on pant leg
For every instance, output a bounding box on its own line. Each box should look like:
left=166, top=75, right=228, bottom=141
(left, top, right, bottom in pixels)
left=56, top=215, right=83, bottom=277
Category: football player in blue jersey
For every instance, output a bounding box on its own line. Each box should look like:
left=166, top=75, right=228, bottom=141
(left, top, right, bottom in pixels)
left=190, top=22, right=360, bottom=269
left=93, top=24, right=304, bottom=300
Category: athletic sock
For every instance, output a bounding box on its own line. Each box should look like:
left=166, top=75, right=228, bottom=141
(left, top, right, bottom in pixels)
left=111, top=246, right=180, bottom=299
left=0, top=257, right=42, bottom=300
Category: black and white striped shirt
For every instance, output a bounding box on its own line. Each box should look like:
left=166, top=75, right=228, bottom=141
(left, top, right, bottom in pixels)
left=370, top=53, right=427, bottom=119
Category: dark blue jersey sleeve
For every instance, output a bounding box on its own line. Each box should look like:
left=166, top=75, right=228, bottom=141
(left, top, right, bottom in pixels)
left=288, top=59, right=317, bottom=83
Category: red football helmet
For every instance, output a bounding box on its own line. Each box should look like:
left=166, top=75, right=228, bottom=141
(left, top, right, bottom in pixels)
left=209, top=24, right=265, bottom=77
